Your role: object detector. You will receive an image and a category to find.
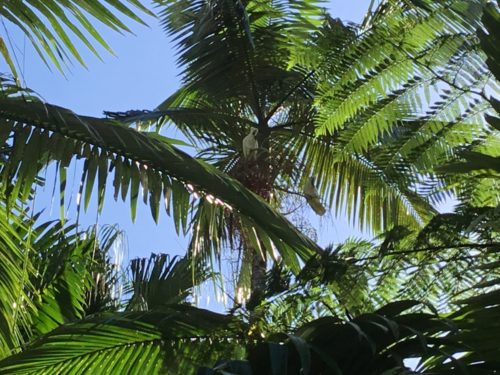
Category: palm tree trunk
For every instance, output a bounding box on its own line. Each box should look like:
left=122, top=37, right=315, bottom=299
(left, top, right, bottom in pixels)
left=232, top=126, right=273, bottom=309
left=248, top=246, right=266, bottom=308
left=247, top=131, right=272, bottom=309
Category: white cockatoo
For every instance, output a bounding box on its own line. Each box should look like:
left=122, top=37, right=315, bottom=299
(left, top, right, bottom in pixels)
left=242, top=128, right=259, bottom=160
left=303, top=176, right=326, bottom=216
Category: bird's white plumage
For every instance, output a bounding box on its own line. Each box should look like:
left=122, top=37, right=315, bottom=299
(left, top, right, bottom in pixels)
left=303, top=177, right=326, bottom=216
left=242, top=128, right=259, bottom=160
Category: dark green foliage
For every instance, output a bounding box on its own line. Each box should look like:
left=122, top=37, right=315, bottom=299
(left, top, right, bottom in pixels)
left=199, top=296, right=500, bottom=374
left=0, top=0, right=499, bottom=373
left=29, top=223, right=122, bottom=335
left=0, top=306, right=246, bottom=374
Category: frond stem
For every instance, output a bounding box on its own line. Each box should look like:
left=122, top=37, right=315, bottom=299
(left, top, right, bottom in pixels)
left=354, top=242, right=500, bottom=262
left=274, top=185, right=307, bottom=198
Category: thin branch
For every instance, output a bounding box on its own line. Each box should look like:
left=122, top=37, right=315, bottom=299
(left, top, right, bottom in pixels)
left=417, top=62, right=490, bottom=103
left=269, top=120, right=311, bottom=132
left=274, top=185, right=306, bottom=198
left=374, top=252, right=489, bottom=275
left=384, top=35, right=491, bottom=103
left=354, top=242, right=500, bottom=262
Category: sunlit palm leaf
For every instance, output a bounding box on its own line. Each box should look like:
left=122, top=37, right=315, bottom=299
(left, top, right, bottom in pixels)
left=316, top=204, right=500, bottom=311
left=311, top=0, right=494, bottom=225
left=31, top=223, right=123, bottom=336
left=436, top=0, right=500, bottom=208
left=0, top=203, right=35, bottom=359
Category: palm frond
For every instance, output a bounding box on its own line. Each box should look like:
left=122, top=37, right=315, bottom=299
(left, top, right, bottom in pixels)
left=300, top=0, right=496, bottom=229
left=127, top=253, right=210, bottom=310
left=0, top=203, right=35, bottom=359
left=0, top=0, right=153, bottom=77
left=435, top=0, right=500, bottom=208
left=31, top=223, right=124, bottom=336
left=316, top=0, right=487, bottom=136
left=203, top=298, right=500, bottom=374
left=0, top=306, right=245, bottom=374
left=155, top=0, right=323, bottom=118
left=325, top=205, right=500, bottom=310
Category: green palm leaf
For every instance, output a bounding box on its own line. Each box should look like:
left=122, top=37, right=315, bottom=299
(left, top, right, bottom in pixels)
left=0, top=0, right=153, bottom=77
left=127, top=253, right=210, bottom=310
left=435, top=0, right=500, bottom=208
left=140, top=0, right=495, bottom=236
left=31, top=223, right=123, bottom=336
left=0, top=203, right=35, bottom=359
left=0, top=307, right=245, bottom=374
left=310, top=0, right=494, bottom=225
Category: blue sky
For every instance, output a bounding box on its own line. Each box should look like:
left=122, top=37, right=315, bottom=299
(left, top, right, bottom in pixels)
left=1, top=1, right=374, bottom=262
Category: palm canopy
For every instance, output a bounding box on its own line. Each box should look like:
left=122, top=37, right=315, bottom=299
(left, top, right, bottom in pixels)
left=0, top=0, right=495, bottom=301
left=0, top=0, right=498, bottom=373
left=153, top=0, right=492, bottom=217
left=0, top=92, right=320, bottom=264
left=0, top=0, right=332, bottom=276
left=105, top=0, right=496, bottom=279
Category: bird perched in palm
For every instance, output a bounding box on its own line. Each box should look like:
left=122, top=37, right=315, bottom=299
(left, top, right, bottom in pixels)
left=242, top=128, right=259, bottom=161
left=304, top=177, right=326, bottom=216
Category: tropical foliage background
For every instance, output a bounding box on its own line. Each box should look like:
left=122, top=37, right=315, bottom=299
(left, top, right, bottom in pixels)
left=0, top=0, right=499, bottom=373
